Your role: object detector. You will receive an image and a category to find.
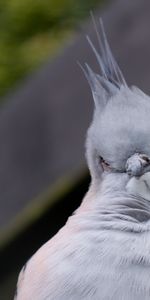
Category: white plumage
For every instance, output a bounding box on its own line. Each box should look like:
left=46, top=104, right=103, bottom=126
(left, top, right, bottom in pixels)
left=15, top=19, right=150, bottom=300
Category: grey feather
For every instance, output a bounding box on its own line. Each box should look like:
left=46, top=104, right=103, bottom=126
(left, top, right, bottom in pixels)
left=87, top=17, right=127, bottom=89
left=80, top=17, right=127, bottom=110
left=15, top=18, right=150, bottom=300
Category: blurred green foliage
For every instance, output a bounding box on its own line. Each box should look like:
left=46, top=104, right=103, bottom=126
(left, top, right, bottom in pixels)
left=0, top=0, right=102, bottom=97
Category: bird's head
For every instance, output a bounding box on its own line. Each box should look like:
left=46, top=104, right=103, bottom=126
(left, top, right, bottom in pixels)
left=83, top=18, right=150, bottom=198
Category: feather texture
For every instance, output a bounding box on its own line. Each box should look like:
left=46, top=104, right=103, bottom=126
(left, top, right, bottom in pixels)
left=15, top=16, right=150, bottom=300
left=81, top=16, right=127, bottom=109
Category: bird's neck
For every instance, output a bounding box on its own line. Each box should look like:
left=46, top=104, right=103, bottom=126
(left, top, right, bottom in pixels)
left=75, top=173, right=150, bottom=233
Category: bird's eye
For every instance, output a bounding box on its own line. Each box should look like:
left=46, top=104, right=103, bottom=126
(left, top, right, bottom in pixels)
left=139, top=154, right=150, bottom=163
left=99, top=156, right=111, bottom=171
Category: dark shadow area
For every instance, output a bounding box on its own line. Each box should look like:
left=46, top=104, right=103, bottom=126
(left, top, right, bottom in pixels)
left=0, top=174, right=90, bottom=299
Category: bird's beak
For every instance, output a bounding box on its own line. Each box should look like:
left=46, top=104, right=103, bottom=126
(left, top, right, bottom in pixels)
left=125, top=153, right=150, bottom=177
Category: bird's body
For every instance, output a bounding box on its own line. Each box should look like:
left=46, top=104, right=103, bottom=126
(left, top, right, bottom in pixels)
left=15, top=173, right=150, bottom=299
left=15, top=19, right=150, bottom=299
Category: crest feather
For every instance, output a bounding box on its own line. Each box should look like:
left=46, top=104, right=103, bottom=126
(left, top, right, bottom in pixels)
left=80, top=16, right=127, bottom=109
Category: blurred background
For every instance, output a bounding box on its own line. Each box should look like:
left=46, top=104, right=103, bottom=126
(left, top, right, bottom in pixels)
left=1, top=0, right=150, bottom=298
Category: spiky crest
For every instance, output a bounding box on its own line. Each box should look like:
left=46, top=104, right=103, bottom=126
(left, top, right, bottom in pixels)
left=80, top=15, right=127, bottom=109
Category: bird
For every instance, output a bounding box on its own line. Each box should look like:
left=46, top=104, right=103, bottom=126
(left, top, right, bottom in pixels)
left=15, top=18, right=150, bottom=300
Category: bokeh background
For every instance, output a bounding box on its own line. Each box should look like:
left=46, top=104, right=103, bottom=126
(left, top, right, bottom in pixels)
left=1, top=0, right=150, bottom=298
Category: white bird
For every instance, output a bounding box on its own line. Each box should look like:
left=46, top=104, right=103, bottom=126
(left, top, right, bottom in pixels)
left=15, top=19, right=150, bottom=300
